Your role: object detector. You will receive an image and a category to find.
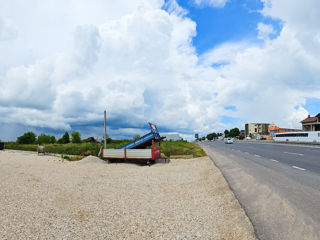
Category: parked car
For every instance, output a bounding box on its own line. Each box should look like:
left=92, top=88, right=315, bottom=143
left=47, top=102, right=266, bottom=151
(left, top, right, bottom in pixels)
left=245, top=136, right=251, bottom=140
left=225, top=138, right=233, bottom=144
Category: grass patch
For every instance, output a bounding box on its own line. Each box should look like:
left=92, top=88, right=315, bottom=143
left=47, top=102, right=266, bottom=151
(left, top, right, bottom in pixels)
left=161, top=141, right=206, bottom=158
left=5, top=140, right=206, bottom=158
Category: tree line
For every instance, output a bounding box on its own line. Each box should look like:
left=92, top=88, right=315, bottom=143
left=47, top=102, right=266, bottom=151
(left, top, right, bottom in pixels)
left=17, top=131, right=82, bottom=145
left=198, top=127, right=242, bottom=141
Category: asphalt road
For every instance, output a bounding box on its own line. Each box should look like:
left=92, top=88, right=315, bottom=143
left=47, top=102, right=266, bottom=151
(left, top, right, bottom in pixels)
left=200, top=141, right=320, bottom=240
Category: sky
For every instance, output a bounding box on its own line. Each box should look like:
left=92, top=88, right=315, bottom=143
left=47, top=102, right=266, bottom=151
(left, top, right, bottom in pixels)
left=0, top=0, right=320, bottom=141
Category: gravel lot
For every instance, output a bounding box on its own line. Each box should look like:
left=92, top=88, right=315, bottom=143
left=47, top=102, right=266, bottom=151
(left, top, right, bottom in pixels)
left=0, top=151, right=256, bottom=239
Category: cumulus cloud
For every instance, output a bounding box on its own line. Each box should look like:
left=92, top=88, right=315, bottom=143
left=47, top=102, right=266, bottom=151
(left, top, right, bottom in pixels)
left=257, top=22, right=276, bottom=40
left=202, top=0, right=320, bottom=129
left=0, top=17, right=18, bottom=41
left=194, top=0, right=229, bottom=8
left=0, top=0, right=320, bottom=140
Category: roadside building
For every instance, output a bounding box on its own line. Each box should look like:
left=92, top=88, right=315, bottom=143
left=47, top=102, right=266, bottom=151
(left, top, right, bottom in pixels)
left=240, top=130, right=245, bottom=138
left=268, top=124, right=303, bottom=139
left=245, top=123, right=270, bottom=138
left=301, top=114, right=320, bottom=131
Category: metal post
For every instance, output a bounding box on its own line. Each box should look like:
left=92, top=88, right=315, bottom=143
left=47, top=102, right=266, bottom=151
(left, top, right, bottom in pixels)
left=104, top=110, right=107, bottom=149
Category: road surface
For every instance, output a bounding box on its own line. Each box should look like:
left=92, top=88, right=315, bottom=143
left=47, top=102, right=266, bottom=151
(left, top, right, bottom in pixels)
left=200, top=141, right=320, bottom=240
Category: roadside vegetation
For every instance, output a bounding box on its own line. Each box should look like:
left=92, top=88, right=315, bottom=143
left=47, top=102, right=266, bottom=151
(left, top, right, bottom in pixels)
left=5, top=131, right=206, bottom=158
left=197, top=127, right=244, bottom=141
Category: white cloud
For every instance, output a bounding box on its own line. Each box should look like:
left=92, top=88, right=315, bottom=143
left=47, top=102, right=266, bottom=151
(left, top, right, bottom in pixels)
left=257, top=23, right=276, bottom=40
left=194, top=0, right=229, bottom=8
left=0, top=0, right=320, bottom=140
left=0, top=17, right=18, bottom=41
left=202, top=0, right=320, bottom=128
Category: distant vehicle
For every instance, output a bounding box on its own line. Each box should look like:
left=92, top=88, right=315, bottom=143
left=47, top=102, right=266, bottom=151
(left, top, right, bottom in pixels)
left=246, top=136, right=251, bottom=140
left=274, top=131, right=320, bottom=143
left=225, top=138, right=233, bottom=144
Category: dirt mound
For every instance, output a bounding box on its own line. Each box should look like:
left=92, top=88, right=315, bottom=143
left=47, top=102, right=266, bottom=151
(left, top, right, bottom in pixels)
left=76, top=155, right=106, bottom=165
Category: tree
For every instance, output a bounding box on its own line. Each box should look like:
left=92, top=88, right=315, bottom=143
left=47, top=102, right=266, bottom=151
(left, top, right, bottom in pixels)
left=50, top=136, right=56, bottom=144
left=71, top=131, right=81, bottom=143
left=17, top=132, right=37, bottom=144
left=224, top=129, right=230, bottom=138
left=37, top=133, right=52, bottom=144
left=229, top=128, right=240, bottom=138
left=62, top=132, right=70, bottom=144
left=133, top=135, right=141, bottom=141
left=207, top=132, right=218, bottom=140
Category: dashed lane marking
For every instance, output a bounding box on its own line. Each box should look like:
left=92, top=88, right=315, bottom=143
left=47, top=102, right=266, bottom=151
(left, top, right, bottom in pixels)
left=284, top=152, right=304, bottom=156
left=292, top=166, right=306, bottom=171
left=271, top=159, right=279, bottom=162
left=254, top=154, right=261, bottom=157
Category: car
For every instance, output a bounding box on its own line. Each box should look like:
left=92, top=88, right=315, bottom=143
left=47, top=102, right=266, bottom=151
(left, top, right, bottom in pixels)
left=245, top=136, right=251, bottom=140
left=225, top=138, right=233, bottom=144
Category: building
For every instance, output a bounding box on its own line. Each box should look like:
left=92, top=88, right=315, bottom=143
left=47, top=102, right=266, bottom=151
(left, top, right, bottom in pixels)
left=268, top=124, right=303, bottom=139
left=301, top=114, right=320, bottom=131
left=240, top=130, right=245, bottom=138
left=245, top=123, right=270, bottom=138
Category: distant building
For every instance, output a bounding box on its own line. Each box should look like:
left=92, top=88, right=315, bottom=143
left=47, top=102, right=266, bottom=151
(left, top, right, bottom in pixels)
left=245, top=123, right=270, bottom=138
left=301, top=114, right=320, bottom=131
left=163, top=133, right=182, bottom=141
left=240, top=130, right=245, bottom=137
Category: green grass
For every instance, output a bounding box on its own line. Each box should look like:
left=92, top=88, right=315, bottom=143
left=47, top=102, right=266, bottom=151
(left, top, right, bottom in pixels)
left=160, top=140, right=206, bottom=158
left=4, top=140, right=206, bottom=158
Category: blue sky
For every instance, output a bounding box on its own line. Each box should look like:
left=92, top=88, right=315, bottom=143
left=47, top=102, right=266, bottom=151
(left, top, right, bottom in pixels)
left=0, top=0, right=319, bottom=141
left=176, top=0, right=281, bottom=54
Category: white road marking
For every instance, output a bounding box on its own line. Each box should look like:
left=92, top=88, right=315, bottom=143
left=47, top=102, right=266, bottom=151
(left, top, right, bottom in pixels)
left=271, top=159, right=279, bottom=162
left=292, top=166, right=306, bottom=171
left=284, top=152, right=304, bottom=156
left=254, top=154, right=261, bottom=157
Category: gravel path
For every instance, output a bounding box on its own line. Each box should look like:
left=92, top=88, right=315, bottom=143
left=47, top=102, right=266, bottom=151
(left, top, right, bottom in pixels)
left=0, top=151, right=256, bottom=239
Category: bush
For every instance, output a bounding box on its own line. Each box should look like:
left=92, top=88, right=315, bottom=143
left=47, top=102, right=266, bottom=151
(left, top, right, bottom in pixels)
left=37, top=133, right=53, bottom=144
left=71, top=131, right=81, bottom=143
left=133, top=135, right=141, bottom=141
left=50, top=136, right=56, bottom=143
left=17, top=132, right=37, bottom=144
left=62, top=132, right=70, bottom=144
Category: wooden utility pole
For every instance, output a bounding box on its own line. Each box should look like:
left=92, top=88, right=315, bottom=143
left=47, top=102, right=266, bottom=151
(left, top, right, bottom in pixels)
left=104, top=110, right=107, bottom=149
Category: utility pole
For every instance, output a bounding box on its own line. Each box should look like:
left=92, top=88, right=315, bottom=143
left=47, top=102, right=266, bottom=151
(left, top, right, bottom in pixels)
left=104, top=110, right=107, bottom=149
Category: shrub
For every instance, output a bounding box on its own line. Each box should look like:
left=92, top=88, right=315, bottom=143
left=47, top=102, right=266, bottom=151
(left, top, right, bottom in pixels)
left=71, top=131, right=81, bottom=143
left=17, top=132, right=37, bottom=144
left=62, top=132, right=70, bottom=144
left=133, top=135, right=141, bottom=141
left=50, top=136, right=56, bottom=143
left=37, top=133, right=52, bottom=144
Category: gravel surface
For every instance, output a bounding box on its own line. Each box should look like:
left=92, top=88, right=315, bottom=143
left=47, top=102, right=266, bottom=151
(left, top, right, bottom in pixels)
left=0, top=151, right=256, bottom=239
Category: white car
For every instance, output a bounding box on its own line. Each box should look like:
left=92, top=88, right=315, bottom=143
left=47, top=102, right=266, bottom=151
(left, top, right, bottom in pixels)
left=225, top=138, right=233, bottom=144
